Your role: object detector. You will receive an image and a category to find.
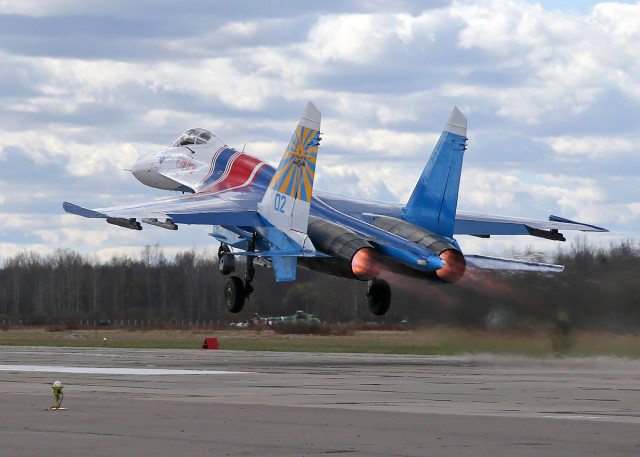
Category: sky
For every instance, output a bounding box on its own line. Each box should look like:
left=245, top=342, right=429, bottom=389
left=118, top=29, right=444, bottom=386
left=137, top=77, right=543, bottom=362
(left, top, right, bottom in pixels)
left=0, top=0, right=638, bottom=262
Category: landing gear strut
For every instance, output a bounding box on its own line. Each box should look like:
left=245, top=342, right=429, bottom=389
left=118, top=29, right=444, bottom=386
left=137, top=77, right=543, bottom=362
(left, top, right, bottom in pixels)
left=219, top=239, right=256, bottom=314
left=366, top=278, right=391, bottom=316
left=218, top=243, right=235, bottom=275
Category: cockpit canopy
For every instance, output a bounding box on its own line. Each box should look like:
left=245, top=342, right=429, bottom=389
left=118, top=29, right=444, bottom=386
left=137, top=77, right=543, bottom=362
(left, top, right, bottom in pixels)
left=171, top=128, right=216, bottom=147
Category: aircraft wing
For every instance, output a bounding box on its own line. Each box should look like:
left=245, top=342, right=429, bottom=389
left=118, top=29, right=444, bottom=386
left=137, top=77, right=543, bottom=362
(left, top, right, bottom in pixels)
left=453, top=213, right=608, bottom=240
left=63, top=188, right=265, bottom=228
left=313, top=193, right=607, bottom=242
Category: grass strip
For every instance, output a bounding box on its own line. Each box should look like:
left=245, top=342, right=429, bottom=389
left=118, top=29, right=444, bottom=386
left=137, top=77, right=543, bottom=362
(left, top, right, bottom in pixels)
left=2, top=327, right=640, bottom=358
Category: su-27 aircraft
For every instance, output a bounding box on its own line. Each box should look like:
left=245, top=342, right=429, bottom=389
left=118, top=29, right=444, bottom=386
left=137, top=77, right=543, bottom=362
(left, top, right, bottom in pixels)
left=64, top=102, right=607, bottom=316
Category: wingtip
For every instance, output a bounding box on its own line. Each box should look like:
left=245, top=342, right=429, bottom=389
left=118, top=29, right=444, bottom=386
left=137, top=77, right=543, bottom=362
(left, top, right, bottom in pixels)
left=549, top=215, right=609, bottom=232
left=444, top=106, right=467, bottom=136
left=63, top=201, right=107, bottom=218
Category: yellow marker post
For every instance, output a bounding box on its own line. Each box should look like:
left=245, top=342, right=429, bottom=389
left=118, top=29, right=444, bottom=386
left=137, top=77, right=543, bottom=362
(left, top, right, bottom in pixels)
left=48, top=381, right=67, bottom=411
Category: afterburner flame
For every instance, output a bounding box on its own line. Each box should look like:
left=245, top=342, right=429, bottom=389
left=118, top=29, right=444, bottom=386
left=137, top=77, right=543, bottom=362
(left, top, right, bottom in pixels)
left=351, top=248, right=382, bottom=280
left=437, top=249, right=466, bottom=283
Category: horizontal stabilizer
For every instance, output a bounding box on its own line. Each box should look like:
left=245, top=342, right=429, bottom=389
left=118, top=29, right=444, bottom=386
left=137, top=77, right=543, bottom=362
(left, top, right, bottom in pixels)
left=465, top=254, right=564, bottom=272
left=226, top=250, right=330, bottom=258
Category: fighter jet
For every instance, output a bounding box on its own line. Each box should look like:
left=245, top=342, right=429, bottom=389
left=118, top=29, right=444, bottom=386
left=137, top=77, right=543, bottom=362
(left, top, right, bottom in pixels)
left=63, top=102, right=607, bottom=315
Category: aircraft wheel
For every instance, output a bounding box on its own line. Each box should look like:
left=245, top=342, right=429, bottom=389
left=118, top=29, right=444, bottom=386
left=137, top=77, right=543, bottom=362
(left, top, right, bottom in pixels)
left=218, top=244, right=235, bottom=275
left=224, top=276, right=245, bottom=313
left=366, top=279, right=391, bottom=316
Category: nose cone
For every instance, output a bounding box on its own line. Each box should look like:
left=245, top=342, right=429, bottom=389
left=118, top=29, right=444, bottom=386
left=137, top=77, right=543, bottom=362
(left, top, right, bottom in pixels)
left=131, top=154, right=152, bottom=184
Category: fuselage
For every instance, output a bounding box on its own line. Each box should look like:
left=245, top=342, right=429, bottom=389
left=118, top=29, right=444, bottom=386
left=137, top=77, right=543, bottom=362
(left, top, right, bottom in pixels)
left=132, top=128, right=274, bottom=195
left=132, top=128, right=404, bottom=218
left=131, top=129, right=410, bottom=238
left=62, top=105, right=585, bottom=317
left=131, top=128, right=463, bottom=281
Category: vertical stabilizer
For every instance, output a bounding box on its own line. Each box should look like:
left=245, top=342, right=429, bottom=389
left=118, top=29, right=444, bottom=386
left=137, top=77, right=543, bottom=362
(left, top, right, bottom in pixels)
left=258, top=101, right=320, bottom=239
left=402, top=107, right=467, bottom=237
left=257, top=102, right=320, bottom=282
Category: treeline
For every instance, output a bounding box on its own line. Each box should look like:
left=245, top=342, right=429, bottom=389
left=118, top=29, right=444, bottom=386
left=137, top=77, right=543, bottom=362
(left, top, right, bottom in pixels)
left=0, top=239, right=639, bottom=330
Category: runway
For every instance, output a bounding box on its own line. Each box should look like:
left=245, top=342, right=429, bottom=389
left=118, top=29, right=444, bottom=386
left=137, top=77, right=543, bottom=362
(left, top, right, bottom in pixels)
left=1, top=347, right=639, bottom=456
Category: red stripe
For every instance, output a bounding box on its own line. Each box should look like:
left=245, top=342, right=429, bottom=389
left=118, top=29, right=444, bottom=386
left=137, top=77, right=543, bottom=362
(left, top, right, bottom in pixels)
left=200, top=154, right=266, bottom=194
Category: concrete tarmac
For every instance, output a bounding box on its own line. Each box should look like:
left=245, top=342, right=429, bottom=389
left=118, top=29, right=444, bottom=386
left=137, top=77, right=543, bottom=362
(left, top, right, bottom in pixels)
left=1, top=346, right=639, bottom=456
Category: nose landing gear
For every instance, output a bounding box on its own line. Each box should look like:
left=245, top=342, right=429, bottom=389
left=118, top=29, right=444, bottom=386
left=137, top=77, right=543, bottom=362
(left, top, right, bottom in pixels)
left=219, top=242, right=256, bottom=314
left=218, top=243, right=235, bottom=275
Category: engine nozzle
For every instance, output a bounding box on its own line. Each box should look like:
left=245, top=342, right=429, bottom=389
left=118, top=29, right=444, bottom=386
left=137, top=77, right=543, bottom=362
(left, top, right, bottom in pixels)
left=436, top=249, right=466, bottom=283
left=351, top=248, right=382, bottom=280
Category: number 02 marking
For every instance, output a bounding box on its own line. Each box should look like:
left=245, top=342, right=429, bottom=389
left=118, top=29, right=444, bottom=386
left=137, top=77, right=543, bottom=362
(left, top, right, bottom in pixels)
left=274, top=193, right=286, bottom=214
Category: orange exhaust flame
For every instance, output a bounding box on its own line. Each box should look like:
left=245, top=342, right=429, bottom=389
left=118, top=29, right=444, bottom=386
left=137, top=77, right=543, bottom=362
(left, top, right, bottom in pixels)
left=351, top=248, right=382, bottom=280
left=458, top=269, right=546, bottom=312
left=437, top=250, right=466, bottom=283
left=377, top=268, right=460, bottom=306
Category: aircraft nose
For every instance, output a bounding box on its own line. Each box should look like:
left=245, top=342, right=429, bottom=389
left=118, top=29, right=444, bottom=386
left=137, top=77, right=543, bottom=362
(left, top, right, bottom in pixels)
left=131, top=159, right=144, bottom=182
left=131, top=154, right=152, bottom=184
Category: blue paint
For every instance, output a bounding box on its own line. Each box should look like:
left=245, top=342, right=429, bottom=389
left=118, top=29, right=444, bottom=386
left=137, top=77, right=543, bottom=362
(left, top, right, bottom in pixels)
left=272, top=256, right=297, bottom=282
left=168, top=211, right=262, bottom=226
left=370, top=241, right=443, bottom=272
left=310, top=194, right=443, bottom=271
left=274, top=193, right=287, bottom=213
left=402, top=130, right=467, bottom=237
left=200, top=148, right=238, bottom=188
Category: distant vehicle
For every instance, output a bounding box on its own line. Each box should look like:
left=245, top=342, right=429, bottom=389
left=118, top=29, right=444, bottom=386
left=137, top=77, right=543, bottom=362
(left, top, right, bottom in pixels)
left=229, top=322, right=249, bottom=328
left=253, top=311, right=320, bottom=325
left=64, top=102, right=607, bottom=317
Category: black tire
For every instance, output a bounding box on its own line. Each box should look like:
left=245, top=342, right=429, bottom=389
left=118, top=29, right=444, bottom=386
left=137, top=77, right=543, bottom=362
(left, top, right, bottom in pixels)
left=224, top=276, right=245, bottom=313
left=366, top=279, right=391, bottom=316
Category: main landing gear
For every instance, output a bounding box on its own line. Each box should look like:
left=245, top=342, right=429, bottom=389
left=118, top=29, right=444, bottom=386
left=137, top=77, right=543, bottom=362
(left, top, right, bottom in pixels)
left=219, top=242, right=255, bottom=313
left=366, top=278, right=391, bottom=316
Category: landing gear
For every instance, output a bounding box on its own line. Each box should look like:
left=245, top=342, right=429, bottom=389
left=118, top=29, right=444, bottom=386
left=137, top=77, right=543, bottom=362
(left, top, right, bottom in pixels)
left=218, top=243, right=235, bottom=275
left=220, top=239, right=256, bottom=314
left=224, top=276, right=245, bottom=313
left=244, top=256, right=255, bottom=297
left=366, top=278, right=391, bottom=316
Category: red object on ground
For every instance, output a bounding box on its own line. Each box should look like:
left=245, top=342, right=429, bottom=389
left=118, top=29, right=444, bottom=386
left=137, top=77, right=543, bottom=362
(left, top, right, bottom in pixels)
left=202, top=338, right=219, bottom=349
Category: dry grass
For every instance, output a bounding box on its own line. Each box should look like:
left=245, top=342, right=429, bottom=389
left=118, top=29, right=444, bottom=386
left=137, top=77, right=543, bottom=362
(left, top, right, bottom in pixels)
left=2, top=325, right=640, bottom=357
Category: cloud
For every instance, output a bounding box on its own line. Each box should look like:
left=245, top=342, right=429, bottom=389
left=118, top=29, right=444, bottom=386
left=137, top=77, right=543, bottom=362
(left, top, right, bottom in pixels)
left=0, top=243, right=55, bottom=260
left=0, top=128, right=155, bottom=176
left=306, top=14, right=401, bottom=64
left=0, top=0, right=636, bottom=262
left=34, top=227, right=112, bottom=247
left=446, top=0, right=640, bottom=124
left=458, top=168, right=608, bottom=227
left=542, top=134, right=638, bottom=160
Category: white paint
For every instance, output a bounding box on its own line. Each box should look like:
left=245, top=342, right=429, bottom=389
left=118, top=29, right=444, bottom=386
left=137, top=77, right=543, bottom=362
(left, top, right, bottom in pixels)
left=0, top=364, right=252, bottom=375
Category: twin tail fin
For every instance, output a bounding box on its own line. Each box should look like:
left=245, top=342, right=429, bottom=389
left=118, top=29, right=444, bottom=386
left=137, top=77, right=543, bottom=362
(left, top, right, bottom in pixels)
left=402, top=107, right=467, bottom=237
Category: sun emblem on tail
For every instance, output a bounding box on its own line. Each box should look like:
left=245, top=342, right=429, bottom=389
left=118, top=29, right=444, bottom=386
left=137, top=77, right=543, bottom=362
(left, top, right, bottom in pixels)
left=269, top=125, right=319, bottom=203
